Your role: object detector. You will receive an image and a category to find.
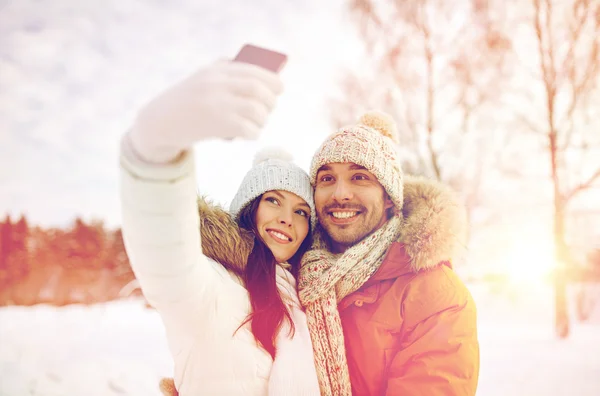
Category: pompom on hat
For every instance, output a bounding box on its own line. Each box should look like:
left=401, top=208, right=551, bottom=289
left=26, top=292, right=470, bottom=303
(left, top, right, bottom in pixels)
left=230, top=147, right=316, bottom=229
left=309, top=110, right=404, bottom=211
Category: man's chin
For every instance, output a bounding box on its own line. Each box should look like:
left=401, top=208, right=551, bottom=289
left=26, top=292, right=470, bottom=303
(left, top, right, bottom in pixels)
left=323, top=225, right=363, bottom=246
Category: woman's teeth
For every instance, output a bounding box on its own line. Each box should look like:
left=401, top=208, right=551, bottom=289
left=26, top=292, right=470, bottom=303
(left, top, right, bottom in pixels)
left=269, top=231, right=290, bottom=241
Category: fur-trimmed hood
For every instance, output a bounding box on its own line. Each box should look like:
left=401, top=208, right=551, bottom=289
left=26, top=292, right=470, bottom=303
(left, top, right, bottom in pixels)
left=397, top=175, right=468, bottom=272
left=196, top=175, right=467, bottom=275
left=197, top=197, right=253, bottom=276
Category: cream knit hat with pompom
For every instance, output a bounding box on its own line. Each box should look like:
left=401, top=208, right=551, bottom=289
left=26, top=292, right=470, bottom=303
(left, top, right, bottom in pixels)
left=309, top=110, right=404, bottom=211
left=230, top=147, right=316, bottom=229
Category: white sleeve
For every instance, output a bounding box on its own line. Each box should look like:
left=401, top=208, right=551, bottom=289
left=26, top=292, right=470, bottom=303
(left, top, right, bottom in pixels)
left=119, top=135, right=224, bottom=328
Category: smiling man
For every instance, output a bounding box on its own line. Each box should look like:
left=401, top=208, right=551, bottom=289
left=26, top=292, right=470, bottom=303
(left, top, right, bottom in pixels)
left=314, top=162, right=393, bottom=252
left=298, top=111, right=480, bottom=396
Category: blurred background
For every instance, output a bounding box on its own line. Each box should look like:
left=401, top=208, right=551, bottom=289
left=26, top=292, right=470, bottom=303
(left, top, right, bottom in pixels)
left=1, top=0, right=599, bottom=395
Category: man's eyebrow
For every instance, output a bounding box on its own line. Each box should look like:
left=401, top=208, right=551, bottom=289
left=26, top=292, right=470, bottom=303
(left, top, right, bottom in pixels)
left=318, top=164, right=368, bottom=172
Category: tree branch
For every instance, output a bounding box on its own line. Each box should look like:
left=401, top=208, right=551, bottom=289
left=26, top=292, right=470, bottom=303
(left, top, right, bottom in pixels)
left=565, top=167, right=600, bottom=202
left=559, top=2, right=600, bottom=151
left=558, top=0, right=588, bottom=147
left=419, top=2, right=442, bottom=181
left=514, top=112, right=545, bottom=135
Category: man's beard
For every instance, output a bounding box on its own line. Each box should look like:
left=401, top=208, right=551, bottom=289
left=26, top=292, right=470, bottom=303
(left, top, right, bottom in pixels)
left=318, top=202, right=384, bottom=248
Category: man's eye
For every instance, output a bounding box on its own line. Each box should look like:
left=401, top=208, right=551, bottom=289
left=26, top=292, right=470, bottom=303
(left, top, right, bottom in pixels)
left=320, top=175, right=333, bottom=182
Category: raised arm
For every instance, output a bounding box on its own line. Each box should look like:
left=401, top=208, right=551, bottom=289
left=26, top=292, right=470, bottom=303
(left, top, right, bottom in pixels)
left=118, top=59, right=283, bottom=325
left=120, top=137, right=221, bottom=315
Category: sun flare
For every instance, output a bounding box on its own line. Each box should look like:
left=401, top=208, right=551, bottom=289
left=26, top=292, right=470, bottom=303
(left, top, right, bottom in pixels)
left=503, top=238, right=558, bottom=282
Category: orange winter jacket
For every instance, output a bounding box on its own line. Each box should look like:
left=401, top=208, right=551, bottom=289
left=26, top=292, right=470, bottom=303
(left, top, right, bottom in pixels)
left=339, top=178, right=480, bottom=396
left=339, top=244, right=479, bottom=395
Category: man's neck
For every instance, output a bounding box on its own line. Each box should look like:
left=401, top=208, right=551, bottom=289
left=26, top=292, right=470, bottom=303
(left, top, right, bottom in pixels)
left=322, top=232, right=348, bottom=254
left=330, top=241, right=349, bottom=254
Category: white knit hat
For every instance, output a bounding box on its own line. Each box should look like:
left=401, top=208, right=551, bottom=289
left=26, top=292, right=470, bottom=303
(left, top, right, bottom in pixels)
left=309, top=110, right=404, bottom=211
left=230, top=147, right=316, bottom=228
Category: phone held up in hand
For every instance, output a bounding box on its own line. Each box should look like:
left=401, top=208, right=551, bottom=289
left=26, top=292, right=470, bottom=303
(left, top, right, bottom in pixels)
left=233, top=44, right=288, bottom=73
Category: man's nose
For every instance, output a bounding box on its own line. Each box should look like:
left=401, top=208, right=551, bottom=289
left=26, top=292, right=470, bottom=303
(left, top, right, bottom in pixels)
left=332, top=180, right=353, bottom=202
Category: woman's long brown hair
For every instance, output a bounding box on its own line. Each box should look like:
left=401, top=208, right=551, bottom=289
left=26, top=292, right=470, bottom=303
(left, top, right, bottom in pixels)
left=237, top=195, right=312, bottom=359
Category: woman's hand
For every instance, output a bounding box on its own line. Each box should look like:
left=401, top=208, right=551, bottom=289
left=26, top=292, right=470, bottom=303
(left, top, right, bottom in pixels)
left=128, top=60, right=284, bottom=164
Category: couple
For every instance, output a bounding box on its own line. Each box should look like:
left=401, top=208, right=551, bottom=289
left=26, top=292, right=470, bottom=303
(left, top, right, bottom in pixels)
left=119, top=59, right=479, bottom=395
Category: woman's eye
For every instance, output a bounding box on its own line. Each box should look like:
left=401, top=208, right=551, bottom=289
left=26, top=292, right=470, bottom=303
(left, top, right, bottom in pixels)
left=353, top=174, right=368, bottom=181
left=265, top=197, right=280, bottom=205
left=296, top=209, right=309, bottom=217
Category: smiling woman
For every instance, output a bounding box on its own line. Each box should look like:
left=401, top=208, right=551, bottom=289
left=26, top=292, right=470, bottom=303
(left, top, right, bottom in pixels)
left=253, top=191, right=311, bottom=264
left=119, top=57, right=321, bottom=395
left=121, top=142, right=320, bottom=395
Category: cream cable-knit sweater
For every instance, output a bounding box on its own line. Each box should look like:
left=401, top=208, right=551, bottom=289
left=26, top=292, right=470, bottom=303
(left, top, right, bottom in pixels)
left=119, top=139, right=319, bottom=396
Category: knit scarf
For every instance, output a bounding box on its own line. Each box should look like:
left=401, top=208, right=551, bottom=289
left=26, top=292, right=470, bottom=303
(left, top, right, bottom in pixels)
left=298, top=215, right=402, bottom=395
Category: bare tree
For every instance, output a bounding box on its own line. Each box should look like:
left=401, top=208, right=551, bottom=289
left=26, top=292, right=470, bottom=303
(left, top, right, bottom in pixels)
left=334, top=0, right=600, bottom=336
left=518, top=0, right=600, bottom=337
left=331, top=0, right=512, bottom=218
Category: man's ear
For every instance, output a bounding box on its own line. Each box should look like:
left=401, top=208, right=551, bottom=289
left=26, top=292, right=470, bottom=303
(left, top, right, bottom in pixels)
left=384, top=194, right=394, bottom=210
left=384, top=194, right=396, bottom=218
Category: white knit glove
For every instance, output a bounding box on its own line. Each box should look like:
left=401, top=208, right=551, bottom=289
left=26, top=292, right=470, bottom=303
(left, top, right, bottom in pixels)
left=127, top=60, right=284, bottom=164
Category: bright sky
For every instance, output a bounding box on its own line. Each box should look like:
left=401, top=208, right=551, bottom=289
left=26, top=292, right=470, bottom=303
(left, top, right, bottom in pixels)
left=0, top=0, right=363, bottom=228
left=2, top=0, right=599, bottom=276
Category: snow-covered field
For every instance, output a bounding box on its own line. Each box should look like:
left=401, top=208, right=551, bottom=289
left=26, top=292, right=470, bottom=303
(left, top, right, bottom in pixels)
left=1, top=282, right=600, bottom=396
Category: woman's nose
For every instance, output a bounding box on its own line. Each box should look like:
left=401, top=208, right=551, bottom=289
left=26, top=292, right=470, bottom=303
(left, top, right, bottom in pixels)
left=278, top=211, right=293, bottom=226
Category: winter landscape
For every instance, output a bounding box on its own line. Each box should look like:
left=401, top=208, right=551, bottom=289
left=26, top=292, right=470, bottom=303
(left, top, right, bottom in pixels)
left=1, top=284, right=600, bottom=396
left=2, top=0, right=600, bottom=395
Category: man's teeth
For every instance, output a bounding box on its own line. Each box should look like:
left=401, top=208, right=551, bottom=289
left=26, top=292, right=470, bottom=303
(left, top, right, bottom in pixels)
left=270, top=231, right=290, bottom=241
left=332, top=211, right=358, bottom=219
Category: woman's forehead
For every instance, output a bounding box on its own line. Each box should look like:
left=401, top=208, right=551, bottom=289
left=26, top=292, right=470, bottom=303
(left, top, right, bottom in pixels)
left=265, top=190, right=309, bottom=207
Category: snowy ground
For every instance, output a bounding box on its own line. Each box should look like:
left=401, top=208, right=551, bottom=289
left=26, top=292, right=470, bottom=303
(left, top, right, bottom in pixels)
left=1, top=282, right=600, bottom=396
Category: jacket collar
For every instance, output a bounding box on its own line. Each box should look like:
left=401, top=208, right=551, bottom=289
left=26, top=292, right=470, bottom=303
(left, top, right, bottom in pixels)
left=394, top=175, right=467, bottom=272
